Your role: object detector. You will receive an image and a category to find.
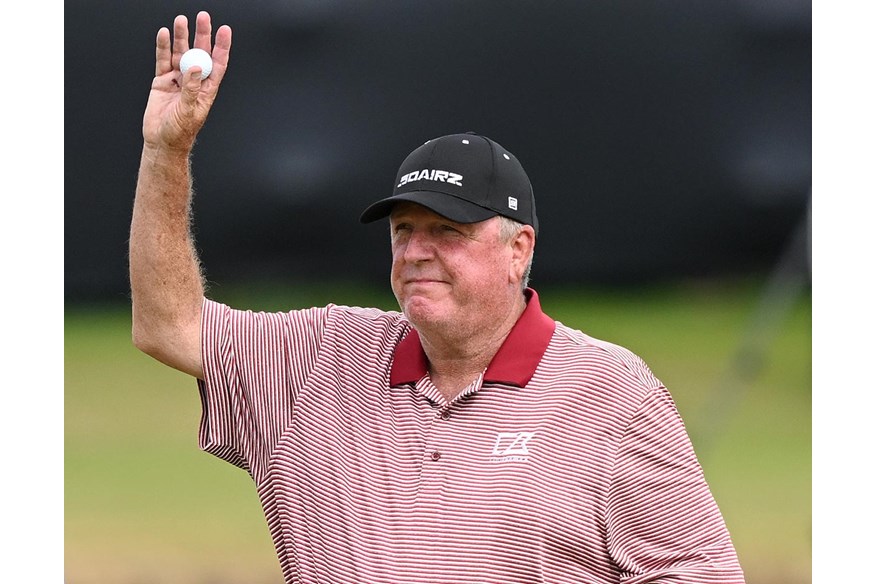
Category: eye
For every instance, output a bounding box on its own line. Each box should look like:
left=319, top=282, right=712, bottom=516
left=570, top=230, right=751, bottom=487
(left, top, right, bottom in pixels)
left=391, top=222, right=412, bottom=241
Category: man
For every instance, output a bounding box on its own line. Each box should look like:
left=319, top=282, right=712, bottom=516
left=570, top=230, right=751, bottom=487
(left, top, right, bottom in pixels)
left=129, top=11, right=746, bottom=584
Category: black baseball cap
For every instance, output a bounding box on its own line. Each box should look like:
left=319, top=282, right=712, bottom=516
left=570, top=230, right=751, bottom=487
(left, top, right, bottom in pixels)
left=359, top=132, right=538, bottom=235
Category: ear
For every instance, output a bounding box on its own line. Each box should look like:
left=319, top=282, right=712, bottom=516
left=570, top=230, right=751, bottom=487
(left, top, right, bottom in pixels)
left=508, top=225, right=536, bottom=284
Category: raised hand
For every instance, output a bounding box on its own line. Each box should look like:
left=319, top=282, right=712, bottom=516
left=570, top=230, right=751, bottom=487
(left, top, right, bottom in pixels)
left=142, top=11, right=232, bottom=152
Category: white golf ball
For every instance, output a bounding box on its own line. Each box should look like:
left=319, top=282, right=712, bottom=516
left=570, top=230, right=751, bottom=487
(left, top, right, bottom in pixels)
left=180, top=48, right=213, bottom=79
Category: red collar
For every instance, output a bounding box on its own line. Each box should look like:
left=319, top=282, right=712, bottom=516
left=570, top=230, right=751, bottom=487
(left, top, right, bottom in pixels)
left=389, top=288, right=556, bottom=388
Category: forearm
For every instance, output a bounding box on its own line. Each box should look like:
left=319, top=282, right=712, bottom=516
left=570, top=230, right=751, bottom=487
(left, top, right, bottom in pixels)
left=129, top=144, right=205, bottom=378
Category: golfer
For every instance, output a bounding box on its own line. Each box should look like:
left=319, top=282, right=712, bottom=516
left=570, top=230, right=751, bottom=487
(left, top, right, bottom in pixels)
left=129, top=11, right=746, bottom=584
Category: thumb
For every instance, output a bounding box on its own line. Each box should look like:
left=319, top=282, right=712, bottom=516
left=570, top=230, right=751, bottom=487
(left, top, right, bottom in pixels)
left=179, top=69, right=204, bottom=109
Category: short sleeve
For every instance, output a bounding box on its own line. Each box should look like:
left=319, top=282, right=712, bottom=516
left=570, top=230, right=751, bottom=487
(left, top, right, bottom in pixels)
left=197, top=298, right=331, bottom=483
left=606, top=386, right=745, bottom=583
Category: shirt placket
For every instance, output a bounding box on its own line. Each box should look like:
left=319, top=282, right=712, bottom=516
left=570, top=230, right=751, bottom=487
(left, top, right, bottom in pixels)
left=412, top=374, right=484, bottom=528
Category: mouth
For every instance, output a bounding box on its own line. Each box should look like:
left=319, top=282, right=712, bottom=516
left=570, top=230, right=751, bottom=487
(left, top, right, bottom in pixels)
left=403, top=278, right=448, bottom=288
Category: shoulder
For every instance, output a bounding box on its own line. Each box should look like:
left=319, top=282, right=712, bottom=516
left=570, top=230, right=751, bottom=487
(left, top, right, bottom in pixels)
left=313, top=303, right=412, bottom=348
left=202, top=298, right=410, bottom=338
left=542, top=321, right=663, bottom=394
left=324, top=303, right=408, bottom=330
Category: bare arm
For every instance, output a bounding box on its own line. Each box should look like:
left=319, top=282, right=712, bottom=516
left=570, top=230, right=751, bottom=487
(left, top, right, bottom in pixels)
left=129, top=11, right=232, bottom=379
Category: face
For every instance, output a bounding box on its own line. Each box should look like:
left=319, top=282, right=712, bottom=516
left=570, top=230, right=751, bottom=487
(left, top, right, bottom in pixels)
left=389, top=202, right=532, bottom=337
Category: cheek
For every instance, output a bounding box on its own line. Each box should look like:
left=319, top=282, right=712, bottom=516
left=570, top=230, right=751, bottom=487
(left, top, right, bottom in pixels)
left=474, top=252, right=514, bottom=291
left=390, top=246, right=404, bottom=275
left=389, top=246, right=407, bottom=296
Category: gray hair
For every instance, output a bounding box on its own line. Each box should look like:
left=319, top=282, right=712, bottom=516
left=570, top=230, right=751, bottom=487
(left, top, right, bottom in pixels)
left=497, top=215, right=534, bottom=290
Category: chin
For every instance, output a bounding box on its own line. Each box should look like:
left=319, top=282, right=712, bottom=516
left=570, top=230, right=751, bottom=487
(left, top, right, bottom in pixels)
left=400, top=298, right=445, bottom=328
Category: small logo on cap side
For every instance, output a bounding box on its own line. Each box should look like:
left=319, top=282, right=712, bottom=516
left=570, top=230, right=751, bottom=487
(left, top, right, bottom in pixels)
left=508, top=197, right=518, bottom=210
left=398, top=169, right=463, bottom=189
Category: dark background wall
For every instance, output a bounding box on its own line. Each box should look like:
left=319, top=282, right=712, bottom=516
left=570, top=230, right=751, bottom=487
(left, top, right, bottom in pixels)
left=65, top=0, right=811, bottom=303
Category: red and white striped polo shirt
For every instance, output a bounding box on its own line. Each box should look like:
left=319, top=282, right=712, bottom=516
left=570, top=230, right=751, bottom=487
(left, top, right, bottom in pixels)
left=198, top=289, right=744, bottom=583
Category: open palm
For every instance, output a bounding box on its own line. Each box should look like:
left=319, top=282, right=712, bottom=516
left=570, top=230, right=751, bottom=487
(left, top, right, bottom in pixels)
left=142, top=11, right=232, bottom=151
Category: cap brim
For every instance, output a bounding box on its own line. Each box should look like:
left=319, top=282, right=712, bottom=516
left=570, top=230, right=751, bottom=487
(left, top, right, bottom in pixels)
left=359, top=191, right=498, bottom=225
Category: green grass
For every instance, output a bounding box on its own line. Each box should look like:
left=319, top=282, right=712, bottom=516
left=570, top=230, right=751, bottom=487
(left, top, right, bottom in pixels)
left=65, top=277, right=811, bottom=584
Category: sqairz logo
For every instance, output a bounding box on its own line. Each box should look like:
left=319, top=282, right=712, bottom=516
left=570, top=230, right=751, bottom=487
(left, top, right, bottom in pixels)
left=490, top=431, right=536, bottom=462
left=397, top=168, right=464, bottom=188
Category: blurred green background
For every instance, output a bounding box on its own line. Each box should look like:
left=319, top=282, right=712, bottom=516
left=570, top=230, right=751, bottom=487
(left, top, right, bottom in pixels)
left=65, top=276, right=811, bottom=584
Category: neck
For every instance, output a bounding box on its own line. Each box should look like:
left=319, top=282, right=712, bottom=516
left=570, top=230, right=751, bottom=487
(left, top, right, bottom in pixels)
left=418, top=292, right=527, bottom=401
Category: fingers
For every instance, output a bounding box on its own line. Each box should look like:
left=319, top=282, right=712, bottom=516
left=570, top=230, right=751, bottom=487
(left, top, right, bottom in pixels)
left=154, top=12, right=231, bottom=82
left=154, top=14, right=188, bottom=77
left=154, top=27, right=171, bottom=77
left=193, top=11, right=213, bottom=52
left=207, top=25, right=233, bottom=84
left=170, top=13, right=191, bottom=74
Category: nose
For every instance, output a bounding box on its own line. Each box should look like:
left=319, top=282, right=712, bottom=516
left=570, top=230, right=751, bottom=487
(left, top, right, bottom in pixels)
left=401, top=228, right=435, bottom=263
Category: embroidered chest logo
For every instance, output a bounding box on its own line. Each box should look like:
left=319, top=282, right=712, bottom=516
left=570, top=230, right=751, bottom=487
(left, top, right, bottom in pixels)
left=490, top=431, right=536, bottom=462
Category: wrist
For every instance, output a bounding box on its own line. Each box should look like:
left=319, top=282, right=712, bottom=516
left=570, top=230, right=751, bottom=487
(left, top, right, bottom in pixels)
left=141, top=142, right=193, bottom=167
